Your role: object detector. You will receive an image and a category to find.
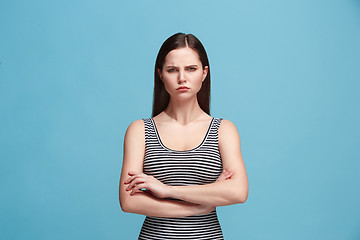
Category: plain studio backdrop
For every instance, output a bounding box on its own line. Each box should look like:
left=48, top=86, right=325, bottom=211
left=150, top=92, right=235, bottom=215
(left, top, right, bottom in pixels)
left=1, top=0, right=359, bottom=239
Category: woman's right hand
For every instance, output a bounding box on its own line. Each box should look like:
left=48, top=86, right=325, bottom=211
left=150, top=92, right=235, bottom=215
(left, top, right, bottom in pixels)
left=216, top=169, right=233, bottom=182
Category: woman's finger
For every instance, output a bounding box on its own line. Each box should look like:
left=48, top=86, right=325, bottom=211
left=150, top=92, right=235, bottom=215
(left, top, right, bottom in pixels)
left=218, top=170, right=229, bottom=179
left=128, top=172, right=147, bottom=177
left=125, top=172, right=146, bottom=184
left=216, top=170, right=233, bottom=182
left=130, top=183, right=147, bottom=195
left=124, top=175, right=139, bottom=184
left=223, top=171, right=233, bottom=179
left=126, top=177, right=146, bottom=191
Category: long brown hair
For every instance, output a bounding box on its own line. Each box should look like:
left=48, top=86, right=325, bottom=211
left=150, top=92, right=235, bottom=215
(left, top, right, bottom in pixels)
left=152, top=33, right=211, bottom=117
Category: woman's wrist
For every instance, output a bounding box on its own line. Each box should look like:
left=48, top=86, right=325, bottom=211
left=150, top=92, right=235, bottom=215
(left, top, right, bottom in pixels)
left=166, top=185, right=176, bottom=199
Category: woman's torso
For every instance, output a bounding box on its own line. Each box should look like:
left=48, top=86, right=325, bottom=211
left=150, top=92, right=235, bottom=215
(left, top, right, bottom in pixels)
left=138, top=117, right=224, bottom=240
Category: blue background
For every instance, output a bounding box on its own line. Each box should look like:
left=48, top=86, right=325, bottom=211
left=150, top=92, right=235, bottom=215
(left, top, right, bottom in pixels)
left=1, top=0, right=360, bottom=239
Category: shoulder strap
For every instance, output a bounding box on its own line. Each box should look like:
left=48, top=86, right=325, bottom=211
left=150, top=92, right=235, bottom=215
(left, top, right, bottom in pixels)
left=142, top=118, right=153, bottom=144
left=211, top=118, right=223, bottom=135
left=203, top=117, right=223, bottom=143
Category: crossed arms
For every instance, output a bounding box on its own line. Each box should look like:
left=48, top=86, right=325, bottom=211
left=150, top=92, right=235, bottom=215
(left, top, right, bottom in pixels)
left=119, top=119, right=248, bottom=218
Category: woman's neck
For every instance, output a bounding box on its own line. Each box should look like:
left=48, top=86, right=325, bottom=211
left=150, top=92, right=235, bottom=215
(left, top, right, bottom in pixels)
left=163, top=97, right=206, bottom=125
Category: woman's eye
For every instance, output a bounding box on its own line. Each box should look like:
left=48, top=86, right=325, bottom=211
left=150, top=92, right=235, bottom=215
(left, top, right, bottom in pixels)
left=188, top=67, right=196, bottom=71
left=168, top=69, right=176, bottom=72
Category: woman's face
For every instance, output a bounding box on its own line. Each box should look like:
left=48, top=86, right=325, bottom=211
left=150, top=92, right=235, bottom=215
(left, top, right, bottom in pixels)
left=158, top=47, right=208, bottom=101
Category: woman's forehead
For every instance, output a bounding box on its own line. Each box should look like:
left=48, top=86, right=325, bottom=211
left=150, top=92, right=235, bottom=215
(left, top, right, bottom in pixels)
left=164, top=47, right=201, bottom=65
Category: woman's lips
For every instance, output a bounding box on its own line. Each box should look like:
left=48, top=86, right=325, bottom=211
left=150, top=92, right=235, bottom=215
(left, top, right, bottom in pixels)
left=177, top=86, right=189, bottom=91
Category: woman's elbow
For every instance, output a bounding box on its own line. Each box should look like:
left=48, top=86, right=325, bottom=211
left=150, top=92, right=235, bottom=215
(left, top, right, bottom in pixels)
left=239, top=193, right=248, bottom=204
left=232, top=188, right=248, bottom=204
left=119, top=194, right=133, bottom=213
left=120, top=200, right=129, bottom=213
left=121, top=199, right=138, bottom=213
left=238, top=188, right=249, bottom=203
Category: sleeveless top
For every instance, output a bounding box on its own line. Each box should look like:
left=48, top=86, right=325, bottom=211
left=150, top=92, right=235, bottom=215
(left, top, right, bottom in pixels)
left=138, top=117, right=224, bottom=240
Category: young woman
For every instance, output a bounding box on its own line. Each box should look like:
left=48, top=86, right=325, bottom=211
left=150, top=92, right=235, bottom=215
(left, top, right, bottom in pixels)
left=119, top=33, right=248, bottom=240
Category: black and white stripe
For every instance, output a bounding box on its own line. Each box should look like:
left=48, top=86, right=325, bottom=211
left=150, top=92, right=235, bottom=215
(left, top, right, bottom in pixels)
left=138, top=117, right=224, bottom=240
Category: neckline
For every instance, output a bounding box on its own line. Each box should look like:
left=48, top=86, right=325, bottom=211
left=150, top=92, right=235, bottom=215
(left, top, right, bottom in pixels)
left=150, top=117, right=215, bottom=152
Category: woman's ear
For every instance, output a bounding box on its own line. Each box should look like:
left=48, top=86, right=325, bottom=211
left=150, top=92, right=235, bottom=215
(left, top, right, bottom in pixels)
left=157, top=68, right=163, bottom=80
left=202, top=66, right=209, bottom=82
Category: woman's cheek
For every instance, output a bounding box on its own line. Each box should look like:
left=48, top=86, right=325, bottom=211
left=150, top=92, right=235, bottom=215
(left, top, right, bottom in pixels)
left=196, top=77, right=204, bottom=92
left=163, top=81, right=174, bottom=95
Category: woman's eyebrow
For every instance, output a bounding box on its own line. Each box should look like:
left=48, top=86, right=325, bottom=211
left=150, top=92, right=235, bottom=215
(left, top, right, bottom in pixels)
left=164, top=64, right=198, bottom=68
left=165, top=65, right=177, bottom=68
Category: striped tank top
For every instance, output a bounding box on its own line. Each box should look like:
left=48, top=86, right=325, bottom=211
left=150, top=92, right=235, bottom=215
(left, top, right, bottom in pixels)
left=138, top=117, right=224, bottom=240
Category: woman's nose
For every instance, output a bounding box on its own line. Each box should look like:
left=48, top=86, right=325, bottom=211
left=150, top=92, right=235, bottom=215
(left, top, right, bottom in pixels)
left=178, top=70, right=187, bottom=84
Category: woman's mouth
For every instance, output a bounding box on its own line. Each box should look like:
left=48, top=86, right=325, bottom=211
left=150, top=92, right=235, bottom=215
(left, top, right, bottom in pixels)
left=177, top=86, right=189, bottom=91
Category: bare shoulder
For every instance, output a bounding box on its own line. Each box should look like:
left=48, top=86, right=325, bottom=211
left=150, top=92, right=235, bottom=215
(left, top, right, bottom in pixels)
left=218, top=118, right=241, bottom=147
left=219, top=119, right=240, bottom=137
left=126, top=119, right=145, bottom=131
left=124, top=119, right=145, bottom=143
left=219, top=119, right=237, bottom=129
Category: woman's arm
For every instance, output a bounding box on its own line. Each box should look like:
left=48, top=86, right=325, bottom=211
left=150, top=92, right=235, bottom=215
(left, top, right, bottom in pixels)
left=126, top=119, right=249, bottom=207
left=119, top=120, right=215, bottom=217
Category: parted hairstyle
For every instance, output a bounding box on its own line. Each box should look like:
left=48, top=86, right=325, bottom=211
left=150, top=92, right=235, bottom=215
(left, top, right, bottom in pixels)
left=152, top=33, right=211, bottom=117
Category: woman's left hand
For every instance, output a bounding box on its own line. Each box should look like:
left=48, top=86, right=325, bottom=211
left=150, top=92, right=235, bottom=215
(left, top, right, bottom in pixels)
left=124, top=172, right=169, bottom=198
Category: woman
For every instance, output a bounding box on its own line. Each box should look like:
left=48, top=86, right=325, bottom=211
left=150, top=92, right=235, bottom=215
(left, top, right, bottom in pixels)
left=119, top=33, right=248, bottom=240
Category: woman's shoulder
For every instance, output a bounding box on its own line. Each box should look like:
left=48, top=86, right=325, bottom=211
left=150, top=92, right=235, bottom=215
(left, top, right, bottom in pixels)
left=217, top=118, right=240, bottom=138
left=128, top=118, right=145, bottom=127
left=215, top=117, right=234, bottom=126
left=124, top=119, right=146, bottom=139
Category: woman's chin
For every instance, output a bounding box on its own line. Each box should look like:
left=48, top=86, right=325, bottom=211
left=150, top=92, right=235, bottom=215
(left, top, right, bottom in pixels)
left=169, top=94, right=198, bottom=102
